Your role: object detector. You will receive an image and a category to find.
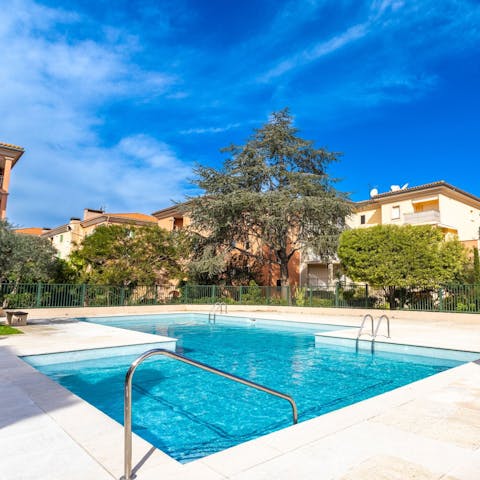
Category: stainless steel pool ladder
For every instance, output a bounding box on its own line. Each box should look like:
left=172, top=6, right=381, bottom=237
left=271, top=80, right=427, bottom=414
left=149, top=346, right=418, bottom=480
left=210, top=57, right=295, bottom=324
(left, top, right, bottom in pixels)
left=208, top=301, right=227, bottom=323
left=123, top=348, right=298, bottom=480
left=356, top=314, right=390, bottom=352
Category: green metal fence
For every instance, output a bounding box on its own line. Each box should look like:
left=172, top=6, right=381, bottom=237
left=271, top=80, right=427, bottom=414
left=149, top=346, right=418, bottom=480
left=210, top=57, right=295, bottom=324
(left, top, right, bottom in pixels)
left=1, top=282, right=480, bottom=313
left=294, top=283, right=480, bottom=313
left=0, top=283, right=292, bottom=309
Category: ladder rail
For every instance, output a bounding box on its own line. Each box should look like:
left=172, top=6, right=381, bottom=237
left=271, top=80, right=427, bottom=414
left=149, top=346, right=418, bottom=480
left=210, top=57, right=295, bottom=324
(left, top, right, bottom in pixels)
left=123, top=348, right=297, bottom=480
left=356, top=314, right=374, bottom=351
left=356, top=314, right=391, bottom=353
left=373, top=314, right=390, bottom=340
left=357, top=314, right=374, bottom=338
left=208, top=301, right=227, bottom=323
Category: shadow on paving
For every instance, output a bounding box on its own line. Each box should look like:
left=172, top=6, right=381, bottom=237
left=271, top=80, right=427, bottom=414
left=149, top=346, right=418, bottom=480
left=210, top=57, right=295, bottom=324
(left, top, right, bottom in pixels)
left=0, top=345, right=81, bottom=429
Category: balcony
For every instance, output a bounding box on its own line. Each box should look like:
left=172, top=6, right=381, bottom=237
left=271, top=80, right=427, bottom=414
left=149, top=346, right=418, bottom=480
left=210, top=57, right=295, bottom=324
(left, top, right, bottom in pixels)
left=0, top=175, right=3, bottom=188
left=303, top=249, right=339, bottom=264
left=403, top=210, right=441, bottom=225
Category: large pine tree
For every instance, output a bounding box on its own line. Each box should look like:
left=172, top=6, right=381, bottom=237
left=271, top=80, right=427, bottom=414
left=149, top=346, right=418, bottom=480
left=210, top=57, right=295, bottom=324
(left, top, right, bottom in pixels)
left=185, top=109, right=351, bottom=286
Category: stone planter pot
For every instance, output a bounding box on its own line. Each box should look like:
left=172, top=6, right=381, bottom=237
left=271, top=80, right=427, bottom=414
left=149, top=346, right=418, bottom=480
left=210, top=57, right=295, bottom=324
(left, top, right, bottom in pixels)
left=5, top=311, right=28, bottom=326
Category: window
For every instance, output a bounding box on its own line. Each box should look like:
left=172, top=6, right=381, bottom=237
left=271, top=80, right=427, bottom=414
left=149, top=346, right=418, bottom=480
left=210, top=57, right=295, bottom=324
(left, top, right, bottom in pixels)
left=360, top=215, right=366, bottom=225
left=59, top=234, right=63, bottom=242
left=391, top=206, right=400, bottom=220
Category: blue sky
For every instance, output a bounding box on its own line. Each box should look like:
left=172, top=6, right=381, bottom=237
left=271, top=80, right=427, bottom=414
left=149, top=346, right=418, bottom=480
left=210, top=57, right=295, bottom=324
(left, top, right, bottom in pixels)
left=2, top=0, right=480, bottom=227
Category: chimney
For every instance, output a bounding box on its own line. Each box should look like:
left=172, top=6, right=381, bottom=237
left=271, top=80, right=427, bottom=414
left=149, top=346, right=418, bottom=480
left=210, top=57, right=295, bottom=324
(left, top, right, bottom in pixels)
left=83, top=208, right=104, bottom=221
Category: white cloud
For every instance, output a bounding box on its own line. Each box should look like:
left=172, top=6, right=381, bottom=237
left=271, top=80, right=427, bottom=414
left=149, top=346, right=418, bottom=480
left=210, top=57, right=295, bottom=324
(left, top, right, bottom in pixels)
left=261, top=23, right=369, bottom=81
left=1, top=0, right=191, bottom=226
left=259, top=0, right=480, bottom=83
left=179, top=123, right=242, bottom=135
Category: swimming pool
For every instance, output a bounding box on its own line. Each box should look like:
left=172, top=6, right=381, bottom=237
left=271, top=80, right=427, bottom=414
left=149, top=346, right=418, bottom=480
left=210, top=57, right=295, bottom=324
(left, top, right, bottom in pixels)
left=22, top=313, right=479, bottom=463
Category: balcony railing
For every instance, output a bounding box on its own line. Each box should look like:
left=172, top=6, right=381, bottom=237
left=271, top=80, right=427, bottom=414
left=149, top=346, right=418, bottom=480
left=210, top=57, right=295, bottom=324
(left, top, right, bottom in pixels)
left=0, top=175, right=4, bottom=188
left=403, top=210, right=441, bottom=225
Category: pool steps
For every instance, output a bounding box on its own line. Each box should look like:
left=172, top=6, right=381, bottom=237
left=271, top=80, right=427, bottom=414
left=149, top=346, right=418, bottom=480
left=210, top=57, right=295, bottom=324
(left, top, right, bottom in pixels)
left=356, top=314, right=391, bottom=352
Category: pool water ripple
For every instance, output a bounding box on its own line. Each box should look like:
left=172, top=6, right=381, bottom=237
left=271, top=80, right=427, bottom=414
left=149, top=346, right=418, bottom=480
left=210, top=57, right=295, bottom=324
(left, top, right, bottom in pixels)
left=22, top=313, right=471, bottom=462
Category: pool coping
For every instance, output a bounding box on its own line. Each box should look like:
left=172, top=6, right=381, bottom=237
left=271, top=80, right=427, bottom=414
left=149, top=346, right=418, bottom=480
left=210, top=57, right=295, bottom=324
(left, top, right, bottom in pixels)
left=3, top=309, right=480, bottom=479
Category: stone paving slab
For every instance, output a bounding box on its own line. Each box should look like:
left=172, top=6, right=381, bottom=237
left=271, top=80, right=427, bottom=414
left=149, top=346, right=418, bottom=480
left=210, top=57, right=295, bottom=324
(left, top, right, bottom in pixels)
left=2, top=307, right=480, bottom=479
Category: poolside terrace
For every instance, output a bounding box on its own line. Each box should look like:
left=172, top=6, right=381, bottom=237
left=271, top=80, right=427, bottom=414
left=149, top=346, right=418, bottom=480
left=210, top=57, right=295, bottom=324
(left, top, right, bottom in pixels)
left=1, top=305, right=480, bottom=479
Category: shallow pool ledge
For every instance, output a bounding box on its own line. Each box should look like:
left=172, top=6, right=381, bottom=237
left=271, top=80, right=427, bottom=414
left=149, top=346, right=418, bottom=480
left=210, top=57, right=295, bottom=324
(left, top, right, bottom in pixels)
left=314, top=333, right=480, bottom=362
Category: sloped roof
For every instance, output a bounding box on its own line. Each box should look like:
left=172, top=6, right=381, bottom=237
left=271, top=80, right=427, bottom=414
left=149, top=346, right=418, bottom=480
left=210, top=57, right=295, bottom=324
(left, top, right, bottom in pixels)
left=356, top=181, right=480, bottom=207
left=0, top=142, right=24, bottom=152
left=14, top=227, right=44, bottom=236
left=152, top=202, right=189, bottom=219
left=0, top=142, right=25, bottom=167
left=80, top=212, right=159, bottom=228
left=107, top=213, right=158, bottom=222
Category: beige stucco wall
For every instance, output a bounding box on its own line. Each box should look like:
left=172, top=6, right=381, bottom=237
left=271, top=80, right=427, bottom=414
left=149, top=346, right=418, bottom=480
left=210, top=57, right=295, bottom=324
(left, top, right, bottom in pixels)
left=50, top=231, right=73, bottom=259
left=348, top=192, right=480, bottom=244
left=346, top=207, right=382, bottom=228
left=156, top=215, right=191, bottom=231
left=438, top=193, right=480, bottom=242
left=157, top=217, right=173, bottom=230
left=48, top=220, right=84, bottom=259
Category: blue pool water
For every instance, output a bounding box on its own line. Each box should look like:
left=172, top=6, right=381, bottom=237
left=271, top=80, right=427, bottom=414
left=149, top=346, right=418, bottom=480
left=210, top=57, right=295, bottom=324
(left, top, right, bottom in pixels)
left=22, top=314, right=477, bottom=462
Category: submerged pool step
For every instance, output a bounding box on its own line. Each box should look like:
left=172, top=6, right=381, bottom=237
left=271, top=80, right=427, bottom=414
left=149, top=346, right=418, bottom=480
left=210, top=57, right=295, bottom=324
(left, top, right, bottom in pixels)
left=314, top=333, right=480, bottom=362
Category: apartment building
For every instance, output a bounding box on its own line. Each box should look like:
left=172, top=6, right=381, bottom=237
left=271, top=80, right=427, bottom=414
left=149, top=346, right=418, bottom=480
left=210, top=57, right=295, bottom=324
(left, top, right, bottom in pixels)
left=153, top=205, right=188, bottom=231
left=301, top=181, right=480, bottom=286
left=0, top=142, right=24, bottom=220
left=42, top=208, right=158, bottom=259
left=152, top=204, right=302, bottom=286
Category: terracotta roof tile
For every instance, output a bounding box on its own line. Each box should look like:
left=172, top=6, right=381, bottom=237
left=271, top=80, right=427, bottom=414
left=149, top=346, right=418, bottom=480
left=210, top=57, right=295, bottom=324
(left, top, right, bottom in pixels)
left=107, top=213, right=158, bottom=223
left=14, top=227, right=44, bottom=236
left=0, top=142, right=24, bottom=151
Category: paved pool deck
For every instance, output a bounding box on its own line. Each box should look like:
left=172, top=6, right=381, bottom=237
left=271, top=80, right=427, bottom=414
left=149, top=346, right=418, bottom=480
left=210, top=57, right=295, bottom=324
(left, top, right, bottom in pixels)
left=1, top=305, right=480, bottom=479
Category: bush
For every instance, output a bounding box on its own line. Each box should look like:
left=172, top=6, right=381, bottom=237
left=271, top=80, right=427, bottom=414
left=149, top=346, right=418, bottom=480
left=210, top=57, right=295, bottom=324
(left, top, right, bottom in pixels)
left=456, top=302, right=477, bottom=312
left=311, top=298, right=334, bottom=307
left=241, top=281, right=264, bottom=304
left=294, top=287, right=307, bottom=306
left=3, top=292, right=35, bottom=308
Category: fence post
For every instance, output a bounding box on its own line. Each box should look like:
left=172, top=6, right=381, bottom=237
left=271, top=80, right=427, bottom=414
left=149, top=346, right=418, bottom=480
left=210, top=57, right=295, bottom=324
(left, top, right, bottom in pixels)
left=211, top=285, right=216, bottom=303
left=184, top=285, right=189, bottom=304
left=36, top=282, right=43, bottom=308
left=309, top=288, right=312, bottom=307
left=365, top=284, right=369, bottom=308
left=120, top=287, right=126, bottom=306
left=239, top=286, right=243, bottom=304
left=335, top=282, right=340, bottom=307
left=80, top=284, right=86, bottom=306
left=438, top=287, right=444, bottom=312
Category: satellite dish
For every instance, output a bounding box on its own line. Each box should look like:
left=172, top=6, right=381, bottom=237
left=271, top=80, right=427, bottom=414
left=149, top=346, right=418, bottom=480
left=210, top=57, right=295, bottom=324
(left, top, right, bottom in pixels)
left=390, top=185, right=400, bottom=191
left=401, top=183, right=409, bottom=190
left=370, top=188, right=378, bottom=198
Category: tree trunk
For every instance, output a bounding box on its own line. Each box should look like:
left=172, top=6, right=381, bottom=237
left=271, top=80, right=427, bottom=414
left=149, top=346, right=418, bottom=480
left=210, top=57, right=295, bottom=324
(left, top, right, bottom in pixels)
left=280, top=261, right=289, bottom=287
left=387, top=286, right=397, bottom=310
left=2, top=280, right=18, bottom=309
left=277, top=248, right=290, bottom=301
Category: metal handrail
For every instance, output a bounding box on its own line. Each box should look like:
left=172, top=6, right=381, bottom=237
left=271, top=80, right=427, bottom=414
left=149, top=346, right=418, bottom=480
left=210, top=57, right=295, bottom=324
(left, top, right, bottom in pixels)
left=357, top=314, right=374, bottom=338
left=356, top=314, right=391, bottom=353
left=208, top=301, right=227, bottom=323
left=373, top=314, right=390, bottom=339
left=123, top=348, right=298, bottom=480
left=356, top=314, right=374, bottom=350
